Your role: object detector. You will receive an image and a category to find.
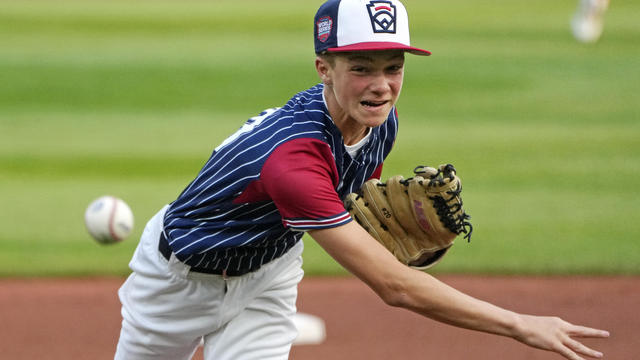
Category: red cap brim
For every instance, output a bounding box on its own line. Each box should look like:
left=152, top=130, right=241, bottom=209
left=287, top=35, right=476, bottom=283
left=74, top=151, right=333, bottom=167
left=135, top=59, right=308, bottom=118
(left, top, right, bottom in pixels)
left=326, top=41, right=431, bottom=56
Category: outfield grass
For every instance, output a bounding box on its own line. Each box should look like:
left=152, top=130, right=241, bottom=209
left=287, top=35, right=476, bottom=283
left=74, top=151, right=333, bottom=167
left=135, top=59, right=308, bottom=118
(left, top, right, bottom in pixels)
left=0, top=0, right=638, bottom=277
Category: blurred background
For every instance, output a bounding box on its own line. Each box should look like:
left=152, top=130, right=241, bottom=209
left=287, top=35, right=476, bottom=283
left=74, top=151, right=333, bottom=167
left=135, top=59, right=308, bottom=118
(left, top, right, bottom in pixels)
left=0, top=0, right=638, bottom=278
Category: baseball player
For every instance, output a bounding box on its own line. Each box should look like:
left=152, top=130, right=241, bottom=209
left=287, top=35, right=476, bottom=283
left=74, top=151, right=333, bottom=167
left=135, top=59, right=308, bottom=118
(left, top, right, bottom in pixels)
left=572, top=0, right=610, bottom=43
left=115, top=1, right=609, bottom=359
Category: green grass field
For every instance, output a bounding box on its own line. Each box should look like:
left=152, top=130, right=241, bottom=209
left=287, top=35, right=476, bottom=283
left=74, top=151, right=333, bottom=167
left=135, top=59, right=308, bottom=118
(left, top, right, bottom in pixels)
left=1, top=0, right=638, bottom=277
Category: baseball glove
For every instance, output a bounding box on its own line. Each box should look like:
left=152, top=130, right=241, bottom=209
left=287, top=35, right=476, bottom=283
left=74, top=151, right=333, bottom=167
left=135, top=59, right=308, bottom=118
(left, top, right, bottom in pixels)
left=344, top=164, right=472, bottom=270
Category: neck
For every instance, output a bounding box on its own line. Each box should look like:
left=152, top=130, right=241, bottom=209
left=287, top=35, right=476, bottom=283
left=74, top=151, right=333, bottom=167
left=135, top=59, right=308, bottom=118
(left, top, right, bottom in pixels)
left=323, top=85, right=369, bottom=146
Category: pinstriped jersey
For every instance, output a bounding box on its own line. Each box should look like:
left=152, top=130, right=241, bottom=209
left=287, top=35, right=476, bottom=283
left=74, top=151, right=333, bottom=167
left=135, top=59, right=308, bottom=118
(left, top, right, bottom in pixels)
left=162, top=83, right=398, bottom=273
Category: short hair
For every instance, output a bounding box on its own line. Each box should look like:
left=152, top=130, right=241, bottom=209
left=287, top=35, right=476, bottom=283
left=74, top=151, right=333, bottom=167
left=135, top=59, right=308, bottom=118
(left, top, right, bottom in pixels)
left=317, top=52, right=337, bottom=68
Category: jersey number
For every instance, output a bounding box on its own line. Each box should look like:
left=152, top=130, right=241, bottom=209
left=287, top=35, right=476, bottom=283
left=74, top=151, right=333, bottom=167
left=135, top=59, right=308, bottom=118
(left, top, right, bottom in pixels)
left=215, top=108, right=279, bottom=152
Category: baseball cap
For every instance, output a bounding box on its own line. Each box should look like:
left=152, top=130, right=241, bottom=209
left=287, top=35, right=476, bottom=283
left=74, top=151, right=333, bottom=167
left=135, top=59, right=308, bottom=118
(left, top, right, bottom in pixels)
left=314, top=0, right=431, bottom=56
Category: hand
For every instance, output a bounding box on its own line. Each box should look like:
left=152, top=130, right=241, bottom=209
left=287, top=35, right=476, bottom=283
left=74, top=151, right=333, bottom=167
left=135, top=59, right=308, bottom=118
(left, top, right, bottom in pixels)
left=513, top=314, right=610, bottom=360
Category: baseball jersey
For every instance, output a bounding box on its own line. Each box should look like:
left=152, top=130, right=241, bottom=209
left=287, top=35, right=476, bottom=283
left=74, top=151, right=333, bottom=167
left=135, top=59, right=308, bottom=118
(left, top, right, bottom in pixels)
left=162, top=83, right=398, bottom=273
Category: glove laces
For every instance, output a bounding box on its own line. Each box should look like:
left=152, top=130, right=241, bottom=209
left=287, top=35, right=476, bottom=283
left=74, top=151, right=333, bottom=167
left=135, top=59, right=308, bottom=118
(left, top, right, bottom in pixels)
left=415, top=164, right=473, bottom=242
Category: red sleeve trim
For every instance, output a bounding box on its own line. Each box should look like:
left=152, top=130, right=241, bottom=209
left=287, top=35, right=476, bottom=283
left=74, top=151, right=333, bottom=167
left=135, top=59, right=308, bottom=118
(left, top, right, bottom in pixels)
left=283, top=212, right=352, bottom=231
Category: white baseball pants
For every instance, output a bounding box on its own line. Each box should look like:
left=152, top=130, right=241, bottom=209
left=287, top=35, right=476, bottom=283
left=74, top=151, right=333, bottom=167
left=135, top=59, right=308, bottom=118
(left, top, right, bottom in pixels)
left=114, top=205, right=305, bottom=360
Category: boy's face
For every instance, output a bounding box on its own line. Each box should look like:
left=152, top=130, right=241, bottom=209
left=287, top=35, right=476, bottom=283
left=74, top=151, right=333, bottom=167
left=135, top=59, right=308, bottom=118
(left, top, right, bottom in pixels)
left=319, top=50, right=405, bottom=129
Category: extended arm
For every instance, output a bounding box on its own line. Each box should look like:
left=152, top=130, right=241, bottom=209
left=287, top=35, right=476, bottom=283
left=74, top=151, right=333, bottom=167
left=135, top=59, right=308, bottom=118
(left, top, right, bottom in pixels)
left=309, top=221, right=609, bottom=360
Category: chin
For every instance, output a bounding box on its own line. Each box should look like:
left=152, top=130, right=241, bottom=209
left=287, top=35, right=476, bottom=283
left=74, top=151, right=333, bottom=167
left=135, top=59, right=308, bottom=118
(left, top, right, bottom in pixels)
left=359, top=109, right=392, bottom=127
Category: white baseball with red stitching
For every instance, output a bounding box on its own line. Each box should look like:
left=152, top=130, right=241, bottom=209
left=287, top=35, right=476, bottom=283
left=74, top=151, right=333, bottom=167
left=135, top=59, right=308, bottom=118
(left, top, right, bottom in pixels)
left=84, top=195, right=134, bottom=244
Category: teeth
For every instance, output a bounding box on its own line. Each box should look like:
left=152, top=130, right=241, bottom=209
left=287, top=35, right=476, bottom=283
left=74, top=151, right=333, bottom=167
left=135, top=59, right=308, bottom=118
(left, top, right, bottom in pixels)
left=362, top=101, right=385, bottom=107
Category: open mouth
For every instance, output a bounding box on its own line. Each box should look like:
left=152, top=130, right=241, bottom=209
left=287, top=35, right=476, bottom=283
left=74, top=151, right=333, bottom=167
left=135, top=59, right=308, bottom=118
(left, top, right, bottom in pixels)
left=360, top=100, right=388, bottom=108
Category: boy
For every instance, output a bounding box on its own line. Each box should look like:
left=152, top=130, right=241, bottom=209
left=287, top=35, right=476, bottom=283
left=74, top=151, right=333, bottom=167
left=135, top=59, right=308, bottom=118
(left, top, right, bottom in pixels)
left=115, top=1, right=609, bottom=359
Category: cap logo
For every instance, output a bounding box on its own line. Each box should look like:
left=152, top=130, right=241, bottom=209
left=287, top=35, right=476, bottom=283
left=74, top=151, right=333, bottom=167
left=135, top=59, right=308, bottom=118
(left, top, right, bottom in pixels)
left=316, top=16, right=333, bottom=43
left=366, top=1, right=397, bottom=34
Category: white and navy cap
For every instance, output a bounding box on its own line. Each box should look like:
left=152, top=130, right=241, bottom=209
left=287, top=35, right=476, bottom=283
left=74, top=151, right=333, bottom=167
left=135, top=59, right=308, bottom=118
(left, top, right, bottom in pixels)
left=314, top=0, right=431, bottom=56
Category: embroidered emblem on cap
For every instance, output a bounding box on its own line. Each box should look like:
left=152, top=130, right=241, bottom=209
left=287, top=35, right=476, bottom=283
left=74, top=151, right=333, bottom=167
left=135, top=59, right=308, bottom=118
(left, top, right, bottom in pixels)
left=366, top=1, right=397, bottom=33
left=316, top=16, right=333, bottom=43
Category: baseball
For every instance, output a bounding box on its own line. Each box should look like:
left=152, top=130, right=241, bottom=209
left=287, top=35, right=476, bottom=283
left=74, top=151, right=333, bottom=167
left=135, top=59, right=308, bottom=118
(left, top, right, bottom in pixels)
left=84, top=195, right=134, bottom=244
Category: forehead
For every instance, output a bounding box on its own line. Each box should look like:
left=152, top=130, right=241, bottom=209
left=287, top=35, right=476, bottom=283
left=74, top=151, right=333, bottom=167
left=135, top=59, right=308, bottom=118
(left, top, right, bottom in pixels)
left=339, top=50, right=405, bottom=62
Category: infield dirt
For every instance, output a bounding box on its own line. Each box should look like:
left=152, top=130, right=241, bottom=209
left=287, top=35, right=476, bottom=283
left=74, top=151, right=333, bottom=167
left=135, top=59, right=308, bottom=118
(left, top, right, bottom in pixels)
left=0, top=276, right=636, bottom=359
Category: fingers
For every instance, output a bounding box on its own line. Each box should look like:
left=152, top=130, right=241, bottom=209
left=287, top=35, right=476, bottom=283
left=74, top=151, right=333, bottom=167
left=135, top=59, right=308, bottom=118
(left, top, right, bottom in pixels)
left=564, top=336, right=604, bottom=359
left=515, top=315, right=608, bottom=360
left=557, top=347, right=583, bottom=360
left=567, top=325, right=610, bottom=339
left=554, top=338, right=601, bottom=360
left=555, top=321, right=609, bottom=360
left=560, top=323, right=609, bottom=360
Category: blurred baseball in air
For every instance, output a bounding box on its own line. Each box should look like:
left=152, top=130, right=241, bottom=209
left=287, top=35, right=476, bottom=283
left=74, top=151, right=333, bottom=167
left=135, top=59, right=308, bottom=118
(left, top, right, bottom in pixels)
left=84, top=195, right=134, bottom=244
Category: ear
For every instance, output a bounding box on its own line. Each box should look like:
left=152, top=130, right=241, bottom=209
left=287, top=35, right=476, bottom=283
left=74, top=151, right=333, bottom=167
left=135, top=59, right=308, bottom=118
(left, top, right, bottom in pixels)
left=315, top=56, right=333, bottom=86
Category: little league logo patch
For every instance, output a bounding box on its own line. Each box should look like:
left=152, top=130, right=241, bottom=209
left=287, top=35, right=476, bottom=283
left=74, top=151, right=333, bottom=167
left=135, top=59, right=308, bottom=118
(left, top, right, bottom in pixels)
left=316, top=16, right=333, bottom=43
left=366, top=0, right=397, bottom=33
